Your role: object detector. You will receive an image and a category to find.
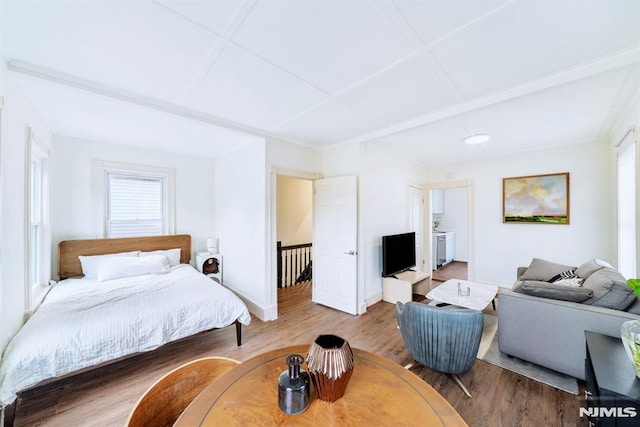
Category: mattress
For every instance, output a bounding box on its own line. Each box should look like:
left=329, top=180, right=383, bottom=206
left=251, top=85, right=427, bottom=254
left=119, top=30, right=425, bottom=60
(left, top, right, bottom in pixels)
left=0, top=264, right=250, bottom=406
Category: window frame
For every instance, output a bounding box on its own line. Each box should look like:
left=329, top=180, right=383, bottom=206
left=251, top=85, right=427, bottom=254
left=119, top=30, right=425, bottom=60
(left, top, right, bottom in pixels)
left=92, top=160, right=176, bottom=238
left=26, top=129, right=50, bottom=309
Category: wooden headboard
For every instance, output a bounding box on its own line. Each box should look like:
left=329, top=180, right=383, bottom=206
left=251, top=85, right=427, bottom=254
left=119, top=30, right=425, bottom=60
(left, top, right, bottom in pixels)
left=58, top=234, right=191, bottom=279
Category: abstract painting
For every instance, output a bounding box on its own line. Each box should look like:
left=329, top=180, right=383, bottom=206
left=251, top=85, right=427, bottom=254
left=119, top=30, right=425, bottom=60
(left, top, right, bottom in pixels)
left=503, top=172, right=569, bottom=224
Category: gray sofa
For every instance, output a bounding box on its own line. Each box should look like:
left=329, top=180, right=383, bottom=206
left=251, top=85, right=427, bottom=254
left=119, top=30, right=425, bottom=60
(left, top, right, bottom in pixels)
left=498, top=259, right=640, bottom=380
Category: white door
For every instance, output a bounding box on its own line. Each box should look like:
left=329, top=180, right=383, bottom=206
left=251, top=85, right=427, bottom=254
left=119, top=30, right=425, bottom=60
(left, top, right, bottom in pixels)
left=407, top=186, right=424, bottom=272
left=313, top=175, right=358, bottom=315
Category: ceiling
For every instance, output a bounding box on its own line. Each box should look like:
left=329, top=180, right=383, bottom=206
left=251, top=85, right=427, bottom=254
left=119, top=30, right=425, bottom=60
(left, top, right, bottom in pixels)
left=1, top=0, right=639, bottom=164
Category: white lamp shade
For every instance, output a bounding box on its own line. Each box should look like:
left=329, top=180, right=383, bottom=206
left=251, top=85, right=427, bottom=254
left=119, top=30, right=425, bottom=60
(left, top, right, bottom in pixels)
left=206, top=237, right=217, bottom=252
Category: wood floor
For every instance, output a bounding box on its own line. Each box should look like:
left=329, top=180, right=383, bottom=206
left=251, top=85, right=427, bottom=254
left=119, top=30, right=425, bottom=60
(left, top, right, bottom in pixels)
left=13, top=283, right=585, bottom=426
left=433, top=261, right=468, bottom=282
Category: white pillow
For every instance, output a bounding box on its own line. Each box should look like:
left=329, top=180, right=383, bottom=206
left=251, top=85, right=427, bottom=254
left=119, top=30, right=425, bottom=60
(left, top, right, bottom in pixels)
left=79, top=251, right=140, bottom=278
left=139, top=248, right=181, bottom=267
left=97, top=255, right=170, bottom=282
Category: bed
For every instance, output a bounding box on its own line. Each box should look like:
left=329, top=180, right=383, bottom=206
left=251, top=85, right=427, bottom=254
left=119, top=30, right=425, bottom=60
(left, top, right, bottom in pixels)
left=0, top=234, right=251, bottom=418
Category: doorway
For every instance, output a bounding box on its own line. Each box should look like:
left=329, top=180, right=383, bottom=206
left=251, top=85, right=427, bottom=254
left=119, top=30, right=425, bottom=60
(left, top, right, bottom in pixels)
left=276, top=175, right=314, bottom=314
left=425, top=181, right=474, bottom=283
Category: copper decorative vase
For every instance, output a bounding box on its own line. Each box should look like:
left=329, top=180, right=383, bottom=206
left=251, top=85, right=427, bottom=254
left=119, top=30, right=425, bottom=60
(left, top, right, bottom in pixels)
left=306, top=335, right=354, bottom=402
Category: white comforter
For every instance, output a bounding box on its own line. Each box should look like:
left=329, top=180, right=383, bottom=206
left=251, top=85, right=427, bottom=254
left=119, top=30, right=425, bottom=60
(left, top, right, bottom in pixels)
left=0, top=264, right=250, bottom=406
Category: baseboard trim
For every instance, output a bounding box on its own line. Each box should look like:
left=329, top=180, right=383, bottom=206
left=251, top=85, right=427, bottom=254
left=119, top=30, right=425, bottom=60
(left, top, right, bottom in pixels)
left=221, top=284, right=273, bottom=322
left=365, top=292, right=382, bottom=308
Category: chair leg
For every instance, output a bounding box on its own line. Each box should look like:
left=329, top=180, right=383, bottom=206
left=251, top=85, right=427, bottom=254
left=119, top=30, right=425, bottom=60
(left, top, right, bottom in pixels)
left=451, top=374, right=472, bottom=398
left=404, top=361, right=416, bottom=370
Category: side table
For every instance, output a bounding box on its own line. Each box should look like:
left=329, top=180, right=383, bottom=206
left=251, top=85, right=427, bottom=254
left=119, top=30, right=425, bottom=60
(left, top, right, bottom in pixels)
left=585, top=331, right=640, bottom=426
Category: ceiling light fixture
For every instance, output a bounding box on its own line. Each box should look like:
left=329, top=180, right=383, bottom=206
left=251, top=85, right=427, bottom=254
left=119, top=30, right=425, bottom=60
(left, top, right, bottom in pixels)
left=464, top=134, right=490, bottom=144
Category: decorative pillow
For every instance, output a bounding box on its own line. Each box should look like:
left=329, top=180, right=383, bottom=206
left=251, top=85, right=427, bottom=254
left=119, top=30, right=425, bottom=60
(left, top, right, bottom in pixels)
left=139, top=248, right=181, bottom=267
left=513, top=280, right=594, bottom=303
left=581, top=267, right=636, bottom=310
left=575, top=259, right=612, bottom=280
left=548, top=269, right=584, bottom=287
left=79, top=251, right=140, bottom=278
left=97, top=255, right=170, bottom=282
left=518, top=258, right=576, bottom=282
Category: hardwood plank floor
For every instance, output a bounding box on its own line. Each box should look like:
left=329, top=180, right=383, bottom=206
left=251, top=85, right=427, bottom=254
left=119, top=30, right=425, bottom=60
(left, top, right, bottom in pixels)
left=13, top=283, right=585, bottom=426
left=433, top=261, right=468, bottom=282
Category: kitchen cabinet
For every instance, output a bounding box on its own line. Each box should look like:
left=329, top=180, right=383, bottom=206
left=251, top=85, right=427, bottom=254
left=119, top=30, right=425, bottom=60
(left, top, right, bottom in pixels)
left=432, top=189, right=444, bottom=215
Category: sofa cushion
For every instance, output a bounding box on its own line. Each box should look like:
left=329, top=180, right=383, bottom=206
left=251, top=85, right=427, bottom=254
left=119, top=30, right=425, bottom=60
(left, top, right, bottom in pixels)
left=513, top=280, right=594, bottom=303
left=625, top=298, right=640, bottom=315
left=581, top=268, right=636, bottom=310
left=575, top=259, right=612, bottom=280
left=518, top=258, right=576, bottom=282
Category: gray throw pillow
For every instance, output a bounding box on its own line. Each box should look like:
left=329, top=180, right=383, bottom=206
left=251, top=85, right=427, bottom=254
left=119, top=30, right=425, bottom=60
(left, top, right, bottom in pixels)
left=513, top=280, right=594, bottom=303
left=575, top=259, right=612, bottom=280
left=518, top=258, right=576, bottom=282
left=581, top=267, right=636, bottom=310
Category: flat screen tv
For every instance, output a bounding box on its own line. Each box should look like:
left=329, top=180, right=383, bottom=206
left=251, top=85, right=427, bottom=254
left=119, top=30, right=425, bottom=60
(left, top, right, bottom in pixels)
left=381, top=232, right=416, bottom=277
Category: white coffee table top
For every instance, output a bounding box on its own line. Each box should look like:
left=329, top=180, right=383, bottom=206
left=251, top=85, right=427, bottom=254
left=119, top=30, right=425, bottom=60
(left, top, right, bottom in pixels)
left=426, top=279, right=499, bottom=311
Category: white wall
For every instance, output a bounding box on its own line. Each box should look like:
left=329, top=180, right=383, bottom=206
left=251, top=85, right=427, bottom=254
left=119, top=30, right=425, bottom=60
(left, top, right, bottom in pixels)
left=277, top=176, right=312, bottom=246
left=360, top=144, right=428, bottom=306
left=267, top=137, right=322, bottom=174
left=214, top=141, right=268, bottom=318
left=50, top=136, right=217, bottom=269
left=426, top=139, right=614, bottom=286
left=0, top=69, right=53, bottom=350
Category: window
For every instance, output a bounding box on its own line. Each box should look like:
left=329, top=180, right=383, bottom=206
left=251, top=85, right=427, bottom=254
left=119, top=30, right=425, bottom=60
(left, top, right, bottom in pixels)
left=618, top=130, right=638, bottom=278
left=27, top=131, right=50, bottom=307
left=107, top=173, right=164, bottom=237
left=93, top=161, right=175, bottom=238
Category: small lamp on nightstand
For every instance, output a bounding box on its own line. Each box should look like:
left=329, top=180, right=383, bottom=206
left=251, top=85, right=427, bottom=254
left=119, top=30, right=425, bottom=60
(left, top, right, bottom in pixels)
left=206, top=236, right=217, bottom=254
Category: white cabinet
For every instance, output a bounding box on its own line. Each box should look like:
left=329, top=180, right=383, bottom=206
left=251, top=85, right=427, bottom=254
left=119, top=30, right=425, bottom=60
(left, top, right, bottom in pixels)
left=432, top=189, right=444, bottom=215
left=382, top=270, right=430, bottom=304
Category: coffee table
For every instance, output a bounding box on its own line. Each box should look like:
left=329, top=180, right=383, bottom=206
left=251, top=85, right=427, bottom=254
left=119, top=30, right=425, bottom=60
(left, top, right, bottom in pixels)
left=427, top=279, right=498, bottom=311
left=175, top=345, right=467, bottom=426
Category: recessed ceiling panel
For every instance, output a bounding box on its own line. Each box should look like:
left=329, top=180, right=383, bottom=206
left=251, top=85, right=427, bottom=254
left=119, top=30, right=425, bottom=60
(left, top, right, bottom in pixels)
left=370, top=119, right=474, bottom=165
left=431, top=0, right=640, bottom=98
left=482, top=110, right=607, bottom=155
left=2, top=0, right=218, bottom=102
left=338, top=53, right=462, bottom=126
left=270, top=99, right=379, bottom=147
left=393, top=0, right=510, bottom=46
left=456, top=66, right=633, bottom=134
left=154, top=0, right=242, bottom=35
left=231, top=0, right=413, bottom=94
left=18, top=76, right=256, bottom=159
left=186, top=43, right=328, bottom=129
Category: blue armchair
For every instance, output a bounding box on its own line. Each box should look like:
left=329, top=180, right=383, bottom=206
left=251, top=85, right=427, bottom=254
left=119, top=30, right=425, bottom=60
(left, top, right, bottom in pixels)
left=395, top=301, right=484, bottom=397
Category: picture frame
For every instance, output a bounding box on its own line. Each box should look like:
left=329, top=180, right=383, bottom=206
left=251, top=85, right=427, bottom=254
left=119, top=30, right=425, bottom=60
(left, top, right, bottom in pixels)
left=502, top=172, right=569, bottom=224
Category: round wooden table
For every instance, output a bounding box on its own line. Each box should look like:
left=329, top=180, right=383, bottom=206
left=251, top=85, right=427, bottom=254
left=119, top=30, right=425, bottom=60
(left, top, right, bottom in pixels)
left=175, top=345, right=468, bottom=426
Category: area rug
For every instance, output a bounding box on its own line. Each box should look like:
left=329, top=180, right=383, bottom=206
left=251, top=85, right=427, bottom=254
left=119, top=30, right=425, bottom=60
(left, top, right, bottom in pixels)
left=477, top=314, right=579, bottom=395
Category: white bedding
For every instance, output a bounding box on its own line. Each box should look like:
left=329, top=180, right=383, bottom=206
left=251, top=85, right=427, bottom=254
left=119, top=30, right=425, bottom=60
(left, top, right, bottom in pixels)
left=0, top=264, right=250, bottom=406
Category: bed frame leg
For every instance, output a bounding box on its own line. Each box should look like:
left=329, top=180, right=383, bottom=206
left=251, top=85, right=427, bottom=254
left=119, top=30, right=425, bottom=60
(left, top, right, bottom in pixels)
left=235, top=321, right=242, bottom=346
left=2, top=400, right=17, bottom=427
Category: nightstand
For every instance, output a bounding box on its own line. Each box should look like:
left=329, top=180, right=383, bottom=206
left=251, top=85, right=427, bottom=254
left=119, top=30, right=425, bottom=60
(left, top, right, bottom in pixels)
left=195, top=251, right=223, bottom=284
left=585, top=331, right=640, bottom=426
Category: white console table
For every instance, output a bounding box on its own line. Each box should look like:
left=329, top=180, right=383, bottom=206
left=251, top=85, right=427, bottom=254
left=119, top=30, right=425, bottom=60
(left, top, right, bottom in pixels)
left=382, top=270, right=431, bottom=304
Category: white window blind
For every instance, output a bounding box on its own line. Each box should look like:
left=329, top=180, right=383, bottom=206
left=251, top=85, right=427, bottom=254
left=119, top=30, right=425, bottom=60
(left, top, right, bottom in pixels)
left=107, top=173, right=165, bottom=237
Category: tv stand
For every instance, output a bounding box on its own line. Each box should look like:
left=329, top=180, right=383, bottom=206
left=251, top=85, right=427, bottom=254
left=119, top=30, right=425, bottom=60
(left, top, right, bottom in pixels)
left=382, top=270, right=430, bottom=304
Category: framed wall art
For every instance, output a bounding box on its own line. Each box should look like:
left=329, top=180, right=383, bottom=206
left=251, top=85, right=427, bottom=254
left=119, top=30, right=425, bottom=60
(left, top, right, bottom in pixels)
left=502, top=172, right=569, bottom=224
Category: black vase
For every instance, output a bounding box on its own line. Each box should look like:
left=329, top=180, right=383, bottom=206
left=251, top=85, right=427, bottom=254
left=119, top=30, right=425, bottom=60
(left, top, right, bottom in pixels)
left=278, top=354, right=311, bottom=415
